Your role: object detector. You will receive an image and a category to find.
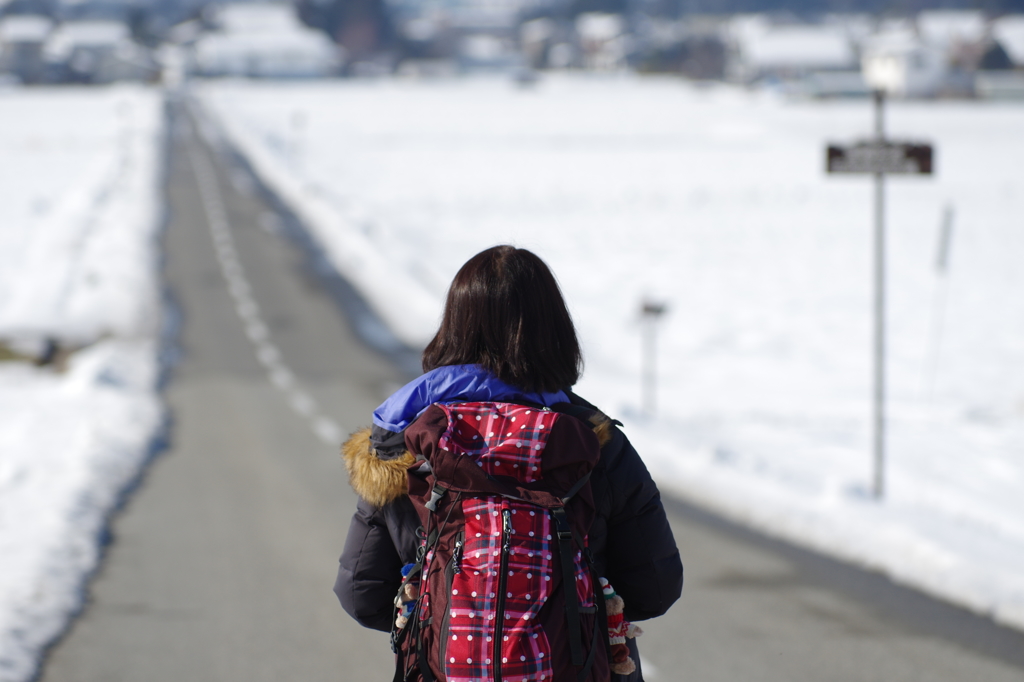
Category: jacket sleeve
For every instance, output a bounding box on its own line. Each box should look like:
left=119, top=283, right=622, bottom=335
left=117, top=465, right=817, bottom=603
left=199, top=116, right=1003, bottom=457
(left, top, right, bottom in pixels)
left=602, top=427, right=684, bottom=622
left=335, top=497, right=404, bottom=632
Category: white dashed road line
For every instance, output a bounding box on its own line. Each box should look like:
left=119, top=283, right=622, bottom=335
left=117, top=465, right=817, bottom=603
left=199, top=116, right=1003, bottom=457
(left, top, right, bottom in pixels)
left=187, top=139, right=343, bottom=447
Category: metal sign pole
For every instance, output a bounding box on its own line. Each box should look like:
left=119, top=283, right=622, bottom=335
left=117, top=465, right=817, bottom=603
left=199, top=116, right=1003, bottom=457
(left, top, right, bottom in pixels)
left=825, top=87, right=934, bottom=501
left=872, top=90, right=886, bottom=500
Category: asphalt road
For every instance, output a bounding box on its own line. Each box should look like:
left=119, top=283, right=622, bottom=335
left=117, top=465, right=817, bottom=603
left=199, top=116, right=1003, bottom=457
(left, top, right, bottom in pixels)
left=41, top=103, right=1024, bottom=682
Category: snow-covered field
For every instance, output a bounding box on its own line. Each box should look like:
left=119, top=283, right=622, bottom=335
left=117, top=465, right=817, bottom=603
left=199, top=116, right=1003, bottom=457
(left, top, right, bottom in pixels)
left=0, top=86, right=165, bottom=682
left=197, top=75, right=1024, bottom=630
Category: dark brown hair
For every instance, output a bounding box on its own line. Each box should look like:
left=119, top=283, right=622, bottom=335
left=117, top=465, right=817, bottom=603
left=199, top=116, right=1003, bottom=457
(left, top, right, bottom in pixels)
left=422, top=245, right=582, bottom=392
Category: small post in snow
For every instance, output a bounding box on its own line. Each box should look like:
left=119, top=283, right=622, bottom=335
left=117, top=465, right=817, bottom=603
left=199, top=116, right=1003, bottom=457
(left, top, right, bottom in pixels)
left=291, top=110, right=306, bottom=172
left=640, top=299, right=667, bottom=418
left=923, top=205, right=955, bottom=400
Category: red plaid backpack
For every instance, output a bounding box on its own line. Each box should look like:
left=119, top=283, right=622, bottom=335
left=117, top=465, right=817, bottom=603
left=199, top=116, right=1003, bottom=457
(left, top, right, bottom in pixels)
left=392, top=401, right=609, bottom=682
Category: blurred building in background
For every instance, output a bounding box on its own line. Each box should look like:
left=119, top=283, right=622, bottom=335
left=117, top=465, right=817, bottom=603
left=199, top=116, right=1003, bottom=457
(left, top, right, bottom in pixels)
left=725, top=14, right=859, bottom=85
left=296, top=0, right=395, bottom=72
left=0, top=0, right=167, bottom=82
left=43, top=16, right=159, bottom=82
left=0, top=13, right=52, bottom=82
left=980, top=13, right=1024, bottom=96
left=186, top=2, right=340, bottom=77
left=0, top=0, right=1022, bottom=95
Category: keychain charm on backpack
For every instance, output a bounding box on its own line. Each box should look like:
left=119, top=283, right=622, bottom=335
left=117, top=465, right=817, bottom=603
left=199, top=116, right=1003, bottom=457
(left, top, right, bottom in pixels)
left=600, top=577, right=644, bottom=675
left=395, top=563, right=420, bottom=630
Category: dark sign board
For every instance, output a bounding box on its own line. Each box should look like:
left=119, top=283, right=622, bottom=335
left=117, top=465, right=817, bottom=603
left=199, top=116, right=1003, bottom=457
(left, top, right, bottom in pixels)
left=827, top=142, right=933, bottom=175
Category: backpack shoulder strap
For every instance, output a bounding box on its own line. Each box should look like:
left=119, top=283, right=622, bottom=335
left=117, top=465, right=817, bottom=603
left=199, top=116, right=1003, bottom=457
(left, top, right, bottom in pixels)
left=551, top=507, right=585, bottom=668
left=561, top=470, right=592, bottom=504
left=551, top=505, right=603, bottom=682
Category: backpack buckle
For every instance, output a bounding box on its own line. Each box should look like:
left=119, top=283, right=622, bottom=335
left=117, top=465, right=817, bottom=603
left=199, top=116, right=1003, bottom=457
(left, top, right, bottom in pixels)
left=424, top=484, right=448, bottom=512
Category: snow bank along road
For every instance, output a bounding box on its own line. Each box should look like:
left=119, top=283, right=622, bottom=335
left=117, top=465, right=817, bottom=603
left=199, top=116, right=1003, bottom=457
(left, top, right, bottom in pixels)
left=0, top=87, right=164, bottom=682
left=39, top=103, right=1024, bottom=682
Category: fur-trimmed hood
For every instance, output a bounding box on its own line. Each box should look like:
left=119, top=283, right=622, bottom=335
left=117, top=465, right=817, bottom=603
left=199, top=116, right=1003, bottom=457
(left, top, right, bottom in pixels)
left=342, top=408, right=615, bottom=507
left=342, top=428, right=416, bottom=508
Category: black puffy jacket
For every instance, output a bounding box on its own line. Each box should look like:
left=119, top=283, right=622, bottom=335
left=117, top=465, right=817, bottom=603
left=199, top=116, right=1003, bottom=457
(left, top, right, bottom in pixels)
left=334, top=393, right=683, bottom=648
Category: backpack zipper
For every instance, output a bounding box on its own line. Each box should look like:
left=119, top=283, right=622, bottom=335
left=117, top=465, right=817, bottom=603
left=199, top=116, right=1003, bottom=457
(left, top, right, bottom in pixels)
left=452, top=537, right=464, bottom=574
left=493, top=507, right=512, bottom=682
left=439, top=533, right=463, bottom=672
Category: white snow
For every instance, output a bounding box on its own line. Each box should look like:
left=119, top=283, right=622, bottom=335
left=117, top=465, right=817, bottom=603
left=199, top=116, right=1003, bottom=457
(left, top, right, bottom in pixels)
left=0, top=86, right=165, bottom=682
left=191, top=2, right=339, bottom=78
left=742, top=26, right=857, bottom=71
left=197, top=75, right=1024, bottom=631
left=0, top=15, right=52, bottom=44
left=213, top=3, right=307, bottom=34
left=43, top=20, right=129, bottom=61
left=576, top=13, right=625, bottom=42
left=193, top=31, right=339, bottom=78
left=917, top=10, right=987, bottom=47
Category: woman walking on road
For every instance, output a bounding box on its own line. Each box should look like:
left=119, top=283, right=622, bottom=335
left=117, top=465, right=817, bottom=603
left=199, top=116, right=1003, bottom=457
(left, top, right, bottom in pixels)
left=335, top=245, right=683, bottom=681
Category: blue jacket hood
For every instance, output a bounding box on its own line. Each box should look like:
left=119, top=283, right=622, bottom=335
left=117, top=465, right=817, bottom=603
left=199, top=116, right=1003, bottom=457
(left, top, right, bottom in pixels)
left=372, top=364, right=569, bottom=433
